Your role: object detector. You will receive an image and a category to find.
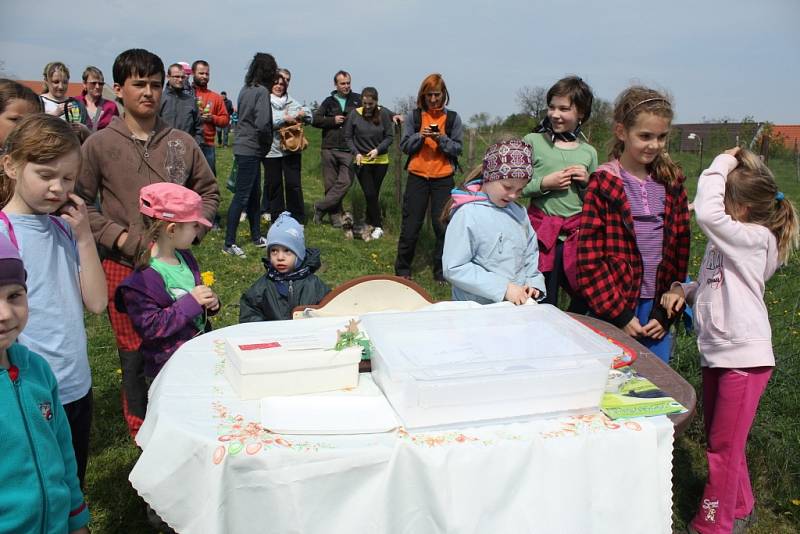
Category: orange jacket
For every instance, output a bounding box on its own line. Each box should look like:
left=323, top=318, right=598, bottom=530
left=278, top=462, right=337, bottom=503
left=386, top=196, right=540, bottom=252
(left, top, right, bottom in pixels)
left=193, top=86, right=229, bottom=146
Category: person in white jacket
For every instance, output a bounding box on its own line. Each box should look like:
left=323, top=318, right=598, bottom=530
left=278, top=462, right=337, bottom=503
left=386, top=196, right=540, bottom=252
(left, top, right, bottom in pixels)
left=662, top=147, right=798, bottom=534
left=443, top=138, right=546, bottom=305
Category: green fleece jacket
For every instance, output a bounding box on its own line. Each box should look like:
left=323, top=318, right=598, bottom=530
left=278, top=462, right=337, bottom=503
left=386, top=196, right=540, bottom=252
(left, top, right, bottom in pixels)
left=0, top=343, right=90, bottom=533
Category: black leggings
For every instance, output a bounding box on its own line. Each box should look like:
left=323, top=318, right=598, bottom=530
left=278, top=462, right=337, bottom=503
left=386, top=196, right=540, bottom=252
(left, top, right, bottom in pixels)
left=355, top=163, right=388, bottom=227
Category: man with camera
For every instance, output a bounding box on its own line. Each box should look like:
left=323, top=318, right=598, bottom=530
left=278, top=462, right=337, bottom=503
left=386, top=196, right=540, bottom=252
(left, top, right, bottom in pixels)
left=311, top=70, right=361, bottom=227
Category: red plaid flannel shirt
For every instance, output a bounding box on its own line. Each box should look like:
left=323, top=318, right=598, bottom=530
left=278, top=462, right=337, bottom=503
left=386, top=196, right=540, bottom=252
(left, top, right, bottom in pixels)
left=576, top=163, right=690, bottom=328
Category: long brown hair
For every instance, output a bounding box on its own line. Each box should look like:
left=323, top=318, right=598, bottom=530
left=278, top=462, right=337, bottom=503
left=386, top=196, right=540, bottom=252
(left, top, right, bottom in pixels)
left=725, top=149, right=799, bottom=264
left=0, top=79, right=43, bottom=118
left=134, top=214, right=169, bottom=270
left=610, top=86, right=681, bottom=186
left=1, top=114, right=81, bottom=208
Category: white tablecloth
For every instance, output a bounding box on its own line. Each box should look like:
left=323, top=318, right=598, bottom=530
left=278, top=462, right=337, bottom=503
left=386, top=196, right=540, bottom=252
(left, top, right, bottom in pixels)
left=130, top=317, right=675, bottom=534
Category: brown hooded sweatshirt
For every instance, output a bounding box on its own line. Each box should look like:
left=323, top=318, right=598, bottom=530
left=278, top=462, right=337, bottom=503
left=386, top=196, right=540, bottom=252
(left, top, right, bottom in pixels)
left=77, top=116, right=220, bottom=265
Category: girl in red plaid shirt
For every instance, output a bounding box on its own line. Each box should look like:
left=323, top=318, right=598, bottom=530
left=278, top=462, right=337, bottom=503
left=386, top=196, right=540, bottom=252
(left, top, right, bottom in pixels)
left=577, top=86, right=690, bottom=362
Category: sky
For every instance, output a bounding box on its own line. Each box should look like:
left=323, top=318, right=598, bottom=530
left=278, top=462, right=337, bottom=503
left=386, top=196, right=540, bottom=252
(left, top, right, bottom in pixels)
left=2, top=0, right=798, bottom=124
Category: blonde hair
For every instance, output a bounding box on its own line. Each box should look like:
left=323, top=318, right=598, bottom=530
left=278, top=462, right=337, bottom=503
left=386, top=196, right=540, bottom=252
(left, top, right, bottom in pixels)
left=1, top=114, right=81, bottom=208
left=725, top=149, right=799, bottom=264
left=134, top=214, right=170, bottom=270
left=42, top=61, right=70, bottom=92
left=610, top=85, right=681, bottom=186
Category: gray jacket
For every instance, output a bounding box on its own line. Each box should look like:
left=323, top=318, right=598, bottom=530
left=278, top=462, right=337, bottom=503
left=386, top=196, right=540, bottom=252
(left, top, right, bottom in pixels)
left=399, top=107, right=463, bottom=174
left=233, top=85, right=273, bottom=158
left=159, top=85, right=204, bottom=145
left=344, top=107, right=394, bottom=156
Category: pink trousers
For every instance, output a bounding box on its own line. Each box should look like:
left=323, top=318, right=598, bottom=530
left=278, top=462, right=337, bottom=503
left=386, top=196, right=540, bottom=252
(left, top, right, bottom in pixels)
left=690, top=366, right=772, bottom=534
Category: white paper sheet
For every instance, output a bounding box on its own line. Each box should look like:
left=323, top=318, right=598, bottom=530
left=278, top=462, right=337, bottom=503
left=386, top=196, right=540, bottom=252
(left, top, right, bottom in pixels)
left=260, top=376, right=399, bottom=434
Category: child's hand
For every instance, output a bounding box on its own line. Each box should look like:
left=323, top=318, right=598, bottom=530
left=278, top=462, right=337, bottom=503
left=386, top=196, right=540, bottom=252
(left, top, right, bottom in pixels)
left=59, top=193, right=92, bottom=244
left=524, top=286, right=540, bottom=300
left=622, top=316, right=645, bottom=338
left=660, top=286, right=685, bottom=319
left=191, top=285, right=216, bottom=308
left=565, top=165, right=590, bottom=185
left=541, top=169, right=572, bottom=191
left=641, top=318, right=666, bottom=340
left=505, top=283, right=529, bottom=305
left=207, top=291, right=221, bottom=312
left=723, top=147, right=741, bottom=158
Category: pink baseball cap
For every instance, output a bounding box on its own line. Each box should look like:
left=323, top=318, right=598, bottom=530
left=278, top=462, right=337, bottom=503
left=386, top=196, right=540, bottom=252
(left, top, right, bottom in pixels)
left=139, top=182, right=212, bottom=227
left=178, top=61, right=192, bottom=76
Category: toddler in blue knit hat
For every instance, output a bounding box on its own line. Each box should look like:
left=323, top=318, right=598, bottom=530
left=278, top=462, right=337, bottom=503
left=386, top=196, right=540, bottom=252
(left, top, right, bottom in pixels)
left=239, top=212, right=330, bottom=321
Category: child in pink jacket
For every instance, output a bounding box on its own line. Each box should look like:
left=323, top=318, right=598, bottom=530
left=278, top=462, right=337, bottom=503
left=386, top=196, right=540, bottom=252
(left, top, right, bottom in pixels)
left=662, top=147, right=798, bottom=534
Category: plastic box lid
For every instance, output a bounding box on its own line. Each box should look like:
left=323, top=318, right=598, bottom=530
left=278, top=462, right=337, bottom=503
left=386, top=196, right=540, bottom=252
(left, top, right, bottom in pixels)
left=361, top=304, right=621, bottom=381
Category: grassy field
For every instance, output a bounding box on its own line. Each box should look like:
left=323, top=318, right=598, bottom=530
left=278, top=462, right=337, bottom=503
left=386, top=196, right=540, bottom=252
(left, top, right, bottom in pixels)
left=83, top=127, right=800, bottom=533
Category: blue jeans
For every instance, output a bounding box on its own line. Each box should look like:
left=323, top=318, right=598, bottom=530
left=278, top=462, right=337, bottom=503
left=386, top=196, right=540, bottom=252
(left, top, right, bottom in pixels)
left=635, top=298, right=673, bottom=363
left=225, top=155, right=262, bottom=247
left=200, top=144, right=216, bottom=176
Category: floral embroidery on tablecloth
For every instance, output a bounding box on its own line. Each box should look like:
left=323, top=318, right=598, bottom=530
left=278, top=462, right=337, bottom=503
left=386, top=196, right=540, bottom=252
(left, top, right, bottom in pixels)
left=540, top=413, right=642, bottom=439
left=396, top=427, right=495, bottom=447
left=211, top=402, right=334, bottom=464
left=212, top=339, right=226, bottom=377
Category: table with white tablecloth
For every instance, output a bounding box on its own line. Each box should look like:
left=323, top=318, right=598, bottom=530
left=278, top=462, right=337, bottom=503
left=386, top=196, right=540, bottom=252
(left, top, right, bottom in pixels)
left=130, top=315, right=676, bottom=534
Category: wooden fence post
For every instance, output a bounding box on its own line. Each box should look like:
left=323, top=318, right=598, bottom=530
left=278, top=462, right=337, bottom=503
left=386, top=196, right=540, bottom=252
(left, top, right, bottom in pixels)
left=393, top=123, right=403, bottom=204
left=467, top=129, right=476, bottom=169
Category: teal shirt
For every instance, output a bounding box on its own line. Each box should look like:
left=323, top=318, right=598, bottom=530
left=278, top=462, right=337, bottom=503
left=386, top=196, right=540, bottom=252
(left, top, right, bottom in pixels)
left=150, top=251, right=204, bottom=331
left=0, top=343, right=90, bottom=533
left=522, top=132, right=598, bottom=217
left=333, top=93, right=347, bottom=112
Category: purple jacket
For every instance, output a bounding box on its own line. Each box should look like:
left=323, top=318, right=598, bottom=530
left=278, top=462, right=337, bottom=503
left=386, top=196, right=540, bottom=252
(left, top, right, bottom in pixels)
left=74, top=94, right=119, bottom=131
left=114, top=250, right=217, bottom=377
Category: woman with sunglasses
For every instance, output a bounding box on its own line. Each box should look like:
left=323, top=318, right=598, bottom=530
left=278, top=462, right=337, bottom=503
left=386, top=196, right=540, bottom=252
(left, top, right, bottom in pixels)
left=74, top=66, right=118, bottom=132
left=262, top=68, right=312, bottom=224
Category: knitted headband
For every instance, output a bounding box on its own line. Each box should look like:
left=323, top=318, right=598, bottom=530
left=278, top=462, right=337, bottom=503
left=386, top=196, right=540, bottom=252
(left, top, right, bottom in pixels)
left=482, top=139, right=533, bottom=182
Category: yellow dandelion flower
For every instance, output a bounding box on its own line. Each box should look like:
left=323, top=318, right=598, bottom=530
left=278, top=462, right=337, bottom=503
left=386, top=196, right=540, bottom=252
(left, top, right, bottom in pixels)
left=201, top=271, right=215, bottom=286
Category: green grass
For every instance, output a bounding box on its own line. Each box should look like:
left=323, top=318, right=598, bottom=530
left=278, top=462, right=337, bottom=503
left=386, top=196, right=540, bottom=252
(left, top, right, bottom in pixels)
left=83, top=128, right=800, bottom=532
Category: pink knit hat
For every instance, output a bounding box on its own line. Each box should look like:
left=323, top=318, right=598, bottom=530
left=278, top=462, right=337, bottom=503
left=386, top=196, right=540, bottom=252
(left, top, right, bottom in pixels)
left=139, top=183, right=212, bottom=227
left=0, top=233, right=26, bottom=290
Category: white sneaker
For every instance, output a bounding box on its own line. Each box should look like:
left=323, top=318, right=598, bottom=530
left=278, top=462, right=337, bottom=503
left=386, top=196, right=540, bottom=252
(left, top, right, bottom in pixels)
left=371, top=227, right=384, bottom=239
left=222, top=244, right=246, bottom=258
left=239, top=213, right=247, bottom=222
left=253, top=237, right=268, bottom=248
left=261, top=213, right=271, bottom=223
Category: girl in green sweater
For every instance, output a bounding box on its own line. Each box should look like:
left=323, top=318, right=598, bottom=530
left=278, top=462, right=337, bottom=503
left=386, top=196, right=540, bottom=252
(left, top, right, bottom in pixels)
left=522, top=76, right=598, bottom=310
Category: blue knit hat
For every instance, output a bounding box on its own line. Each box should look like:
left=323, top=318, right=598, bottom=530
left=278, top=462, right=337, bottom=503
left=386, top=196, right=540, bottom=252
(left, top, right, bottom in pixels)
left=266, top=212, right=306, bottom=264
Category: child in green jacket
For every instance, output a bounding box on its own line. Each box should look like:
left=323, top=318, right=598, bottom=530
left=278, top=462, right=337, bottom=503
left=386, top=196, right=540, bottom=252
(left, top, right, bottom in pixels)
left=0, top=233, right=90, bottom=534
left=239, top=212, right=330, bottom=321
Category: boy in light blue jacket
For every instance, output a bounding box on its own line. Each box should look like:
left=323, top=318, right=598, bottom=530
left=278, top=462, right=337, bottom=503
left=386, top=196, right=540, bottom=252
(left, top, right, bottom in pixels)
left=0, top=233, right=90, bottom=533
left=443, top=139, right=546, bottom=305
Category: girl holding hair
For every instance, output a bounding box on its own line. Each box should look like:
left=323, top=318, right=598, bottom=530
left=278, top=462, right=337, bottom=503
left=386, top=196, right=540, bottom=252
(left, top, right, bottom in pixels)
left=263, top=68, right=312, bottom=224
left=522, top=76, right=597, bottom=311
left=577, top=86, right=690, bottom=363
left=0, top=79, right=43, bottom=150
left=40, top=62, right=87, bottom=125
left=662, top=148, right=798, bottom=534
left=116, top=182, right=220, bottom=381
left=395, top=73, right=463, bottom=282
left=344, top=86, right=394, bottom=238
left=0, top=114, right=107, bottom=487
left=443, top=138, right=546, bottom=304
left=74, top=66, right=118, bottom=132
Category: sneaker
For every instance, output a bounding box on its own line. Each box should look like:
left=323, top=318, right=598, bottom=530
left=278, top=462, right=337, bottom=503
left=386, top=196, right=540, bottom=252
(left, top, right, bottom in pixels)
left=222, top=244, right=246, bottom=258
left=261, top=213, right=271, bottom=223
left=371, top=227, right=384, bottom=239
left=253, top=237, right=268, bottom=248
left=239, top=213, right=247, bottom=223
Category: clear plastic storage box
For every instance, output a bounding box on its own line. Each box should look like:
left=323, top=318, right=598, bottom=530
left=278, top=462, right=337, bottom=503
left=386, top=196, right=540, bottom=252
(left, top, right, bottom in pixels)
left=361, top=304, right=621, bottom=429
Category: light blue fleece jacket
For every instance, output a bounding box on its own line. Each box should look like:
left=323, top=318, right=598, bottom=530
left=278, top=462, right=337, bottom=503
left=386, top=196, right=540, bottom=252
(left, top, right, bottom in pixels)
left=443, top=198, right=546, bottom=304
left=267, top=93, right=312, bottom=158
left=0, top=343, right=90, bottom=533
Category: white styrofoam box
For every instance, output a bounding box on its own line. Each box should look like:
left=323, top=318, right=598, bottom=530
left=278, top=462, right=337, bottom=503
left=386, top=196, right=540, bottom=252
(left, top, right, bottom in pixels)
left=224, top=317, right=362, bottom=400
left=361, top=304, right=621, bottom=429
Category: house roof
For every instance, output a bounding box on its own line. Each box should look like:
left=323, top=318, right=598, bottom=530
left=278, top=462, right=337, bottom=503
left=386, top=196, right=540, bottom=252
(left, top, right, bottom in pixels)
left=770, top=125, right=800, bottom=149
left=16, top=80, right=85, bottom=98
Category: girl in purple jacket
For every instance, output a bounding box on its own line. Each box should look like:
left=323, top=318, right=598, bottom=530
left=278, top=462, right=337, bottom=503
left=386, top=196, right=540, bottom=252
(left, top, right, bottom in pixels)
left=116, top=183, right=220, bottom=380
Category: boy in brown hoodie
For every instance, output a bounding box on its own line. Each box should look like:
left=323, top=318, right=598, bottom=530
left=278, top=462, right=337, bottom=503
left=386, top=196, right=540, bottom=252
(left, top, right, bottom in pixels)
left=77, top=48, right=219, bottom=438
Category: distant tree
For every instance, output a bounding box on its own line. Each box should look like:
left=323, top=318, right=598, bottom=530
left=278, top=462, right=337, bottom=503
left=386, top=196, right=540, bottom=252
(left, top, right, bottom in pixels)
left=469, top=112, right=491, bottom=129
left=516, top=85, right=547, bottom=121
left=583, top=97, right=613, bottom=148
left=502, top=113, right=537, bottom=133
left=392, top=95, right=416, bottom=116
